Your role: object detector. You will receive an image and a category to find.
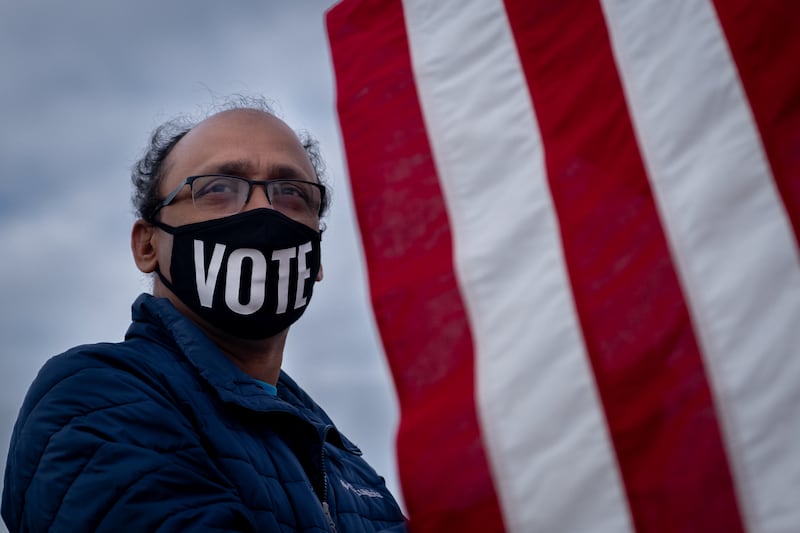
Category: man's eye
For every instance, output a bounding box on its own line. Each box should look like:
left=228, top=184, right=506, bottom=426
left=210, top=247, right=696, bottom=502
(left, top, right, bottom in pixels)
left=196, top=179, right=237, bottom=197
left=275, top=183, right=308, bottom=200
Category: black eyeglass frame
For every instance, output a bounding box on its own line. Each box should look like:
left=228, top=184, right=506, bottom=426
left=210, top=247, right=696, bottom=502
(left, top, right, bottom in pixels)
left=151, top=174, right=327, bottom=220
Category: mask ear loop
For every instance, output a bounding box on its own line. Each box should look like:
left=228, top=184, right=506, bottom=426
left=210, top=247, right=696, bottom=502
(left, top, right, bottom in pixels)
left=152, top=220, right=178, bottom=234
left=155, top=267, right=178, bottom=295
left=150, top=221, right=178, bottom=293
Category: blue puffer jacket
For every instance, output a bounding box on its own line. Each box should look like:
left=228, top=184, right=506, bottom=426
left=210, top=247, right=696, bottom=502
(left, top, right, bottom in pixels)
left=2, top=294, right=406, bottom=532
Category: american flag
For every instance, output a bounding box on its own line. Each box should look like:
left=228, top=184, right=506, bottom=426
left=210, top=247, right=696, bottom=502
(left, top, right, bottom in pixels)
left=326, top=1, right=800, bottom=531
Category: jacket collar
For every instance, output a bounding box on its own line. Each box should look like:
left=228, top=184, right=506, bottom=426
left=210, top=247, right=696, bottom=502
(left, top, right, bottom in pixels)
left=125, top=294, right=361, bottom=455
left=125, top=294, right=361, bottom=454
left=127, top=295, right=303, bottom=412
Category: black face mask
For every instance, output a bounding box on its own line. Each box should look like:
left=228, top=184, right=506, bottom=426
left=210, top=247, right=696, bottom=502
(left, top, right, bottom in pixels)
left=154, top=209, right=322, bottom=340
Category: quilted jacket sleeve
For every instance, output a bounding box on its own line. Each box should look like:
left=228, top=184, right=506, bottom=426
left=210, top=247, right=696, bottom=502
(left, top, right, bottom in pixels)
left=3, top=351, right=256, bottom=533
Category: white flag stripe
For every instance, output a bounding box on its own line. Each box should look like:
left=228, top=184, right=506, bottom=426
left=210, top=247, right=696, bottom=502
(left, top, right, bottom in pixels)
left=401, top=1, right=634, bottom=531
left=601, top=2, right=800, bottom=531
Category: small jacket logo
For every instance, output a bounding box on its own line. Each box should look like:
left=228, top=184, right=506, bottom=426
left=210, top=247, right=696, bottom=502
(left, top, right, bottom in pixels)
left=340, top=479, right=383, bottom=498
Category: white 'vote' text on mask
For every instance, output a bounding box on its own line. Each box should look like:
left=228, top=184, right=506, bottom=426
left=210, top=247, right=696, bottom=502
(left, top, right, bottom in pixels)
left=193, top=240, right=313, bottom=315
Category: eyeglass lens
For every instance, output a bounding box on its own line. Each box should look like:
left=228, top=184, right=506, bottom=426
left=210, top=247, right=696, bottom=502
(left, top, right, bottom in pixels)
left=191, top=176, right=321, bottom=219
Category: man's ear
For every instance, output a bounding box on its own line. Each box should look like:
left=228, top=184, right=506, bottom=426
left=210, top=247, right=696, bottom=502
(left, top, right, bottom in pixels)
left=131, top=219, right=159, bottom=273
left=316, top=263, right=324, bottom=282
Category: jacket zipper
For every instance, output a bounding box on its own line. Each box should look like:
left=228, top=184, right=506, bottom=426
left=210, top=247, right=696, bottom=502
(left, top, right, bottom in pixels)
left=322, top=501, right=337, bottom=533
left=320, top=429, right=337, bottom=533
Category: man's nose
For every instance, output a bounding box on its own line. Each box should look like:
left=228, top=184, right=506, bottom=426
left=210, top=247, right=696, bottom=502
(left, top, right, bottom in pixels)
left=245, top=184, right=273, bottom=210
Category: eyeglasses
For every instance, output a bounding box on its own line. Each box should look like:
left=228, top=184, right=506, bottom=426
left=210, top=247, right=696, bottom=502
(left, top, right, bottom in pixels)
left=152, top=174, right=325, bottom=222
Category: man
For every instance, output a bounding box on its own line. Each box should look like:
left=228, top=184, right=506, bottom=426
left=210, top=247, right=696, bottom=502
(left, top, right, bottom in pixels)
left=2, top=100, right=407, bottom=532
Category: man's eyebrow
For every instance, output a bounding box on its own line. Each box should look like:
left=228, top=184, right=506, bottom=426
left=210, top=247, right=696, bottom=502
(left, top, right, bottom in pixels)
left=207, top=160, right=257, bottom=177
left=205, top=160, right=311, bottom=181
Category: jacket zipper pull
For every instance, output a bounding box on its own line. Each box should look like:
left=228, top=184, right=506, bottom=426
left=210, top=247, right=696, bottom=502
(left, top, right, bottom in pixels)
left=322, top=501, right=337, bottom=533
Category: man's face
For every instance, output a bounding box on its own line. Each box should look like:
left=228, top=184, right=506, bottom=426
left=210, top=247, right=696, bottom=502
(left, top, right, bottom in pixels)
left=151, top=109, right=322, bottom=284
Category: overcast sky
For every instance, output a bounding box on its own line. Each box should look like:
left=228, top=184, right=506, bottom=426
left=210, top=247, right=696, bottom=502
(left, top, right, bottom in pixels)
left=0, top=0, right=405, bottom=523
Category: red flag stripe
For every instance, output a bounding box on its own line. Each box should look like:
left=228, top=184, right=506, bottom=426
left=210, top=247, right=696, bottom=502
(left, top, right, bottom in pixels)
left=713, top=1, right=800, bottom=245
left=401, top=0, right=633, bottom=530
left=601, top=1, right=800, bottom=529
left=504, top=0, right=745, bottom=531
left=326, top=1, right=506, bottom=531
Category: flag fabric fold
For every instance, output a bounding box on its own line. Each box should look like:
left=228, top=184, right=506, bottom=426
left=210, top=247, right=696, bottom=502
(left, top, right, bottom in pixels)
left=327, top=1, right=800, bottom=531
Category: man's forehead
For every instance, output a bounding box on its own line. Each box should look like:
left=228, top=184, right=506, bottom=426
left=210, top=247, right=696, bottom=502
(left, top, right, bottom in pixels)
left=160, top=109, right=314, bottom=188
left=189, top=108, right=293, bottom=139
left=169, top=110, right=303, bottom=160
